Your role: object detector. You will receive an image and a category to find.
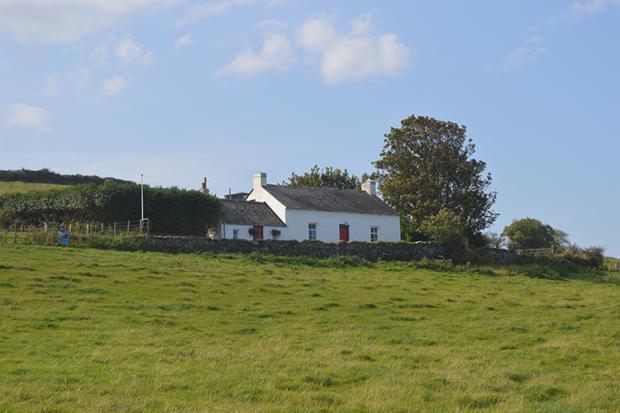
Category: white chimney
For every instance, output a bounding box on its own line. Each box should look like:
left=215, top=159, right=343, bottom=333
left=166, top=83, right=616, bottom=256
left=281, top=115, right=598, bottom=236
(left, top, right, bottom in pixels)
left=362, top=180, right=377, bottom=197
left=253, top=172, right=267, bottom=190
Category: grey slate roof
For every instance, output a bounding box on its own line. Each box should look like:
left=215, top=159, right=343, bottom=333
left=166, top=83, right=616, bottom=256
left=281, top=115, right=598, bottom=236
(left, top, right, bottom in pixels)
left=218, top=199, right=286, bottom=227
left=263, top=185, right=399, bottom=216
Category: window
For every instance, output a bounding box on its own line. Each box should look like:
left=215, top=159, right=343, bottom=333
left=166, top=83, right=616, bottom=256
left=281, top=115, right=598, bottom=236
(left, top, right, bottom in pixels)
left=371, top=226, right=379, bottom=242
left=232, top=229, right=239, bottom=239
left=308, top=223, right=317, bottom=240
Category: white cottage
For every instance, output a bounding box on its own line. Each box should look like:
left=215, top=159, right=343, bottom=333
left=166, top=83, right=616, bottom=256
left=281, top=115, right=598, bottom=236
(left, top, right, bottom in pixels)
left=216, top=172, right=401, bottom=242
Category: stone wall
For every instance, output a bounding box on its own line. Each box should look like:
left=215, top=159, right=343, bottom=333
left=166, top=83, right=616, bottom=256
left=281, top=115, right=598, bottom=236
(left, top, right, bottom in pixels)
left=138, top=236, right=449, bottom=261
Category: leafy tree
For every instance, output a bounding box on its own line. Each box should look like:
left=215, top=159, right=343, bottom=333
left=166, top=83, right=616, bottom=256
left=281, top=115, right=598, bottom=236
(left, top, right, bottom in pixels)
left=373, top=115, right=497, bottom=240
left=284, top=165, right=361, bottom=190
left=501, top=218, right=569, bottom=251
left=420, top=209, right=469, bottom=251
left=483, top=232, right=507, bottom=249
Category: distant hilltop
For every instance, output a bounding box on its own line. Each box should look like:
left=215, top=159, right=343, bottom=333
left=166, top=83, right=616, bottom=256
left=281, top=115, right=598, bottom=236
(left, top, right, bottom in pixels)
left=0, top=168, right=131, bottom=186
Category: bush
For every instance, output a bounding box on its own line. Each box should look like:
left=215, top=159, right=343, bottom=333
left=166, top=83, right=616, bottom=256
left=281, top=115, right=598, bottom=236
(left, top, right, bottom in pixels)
left=420, top=209, right=470, bottom=261
left=0, top=183, right=219, bottom=236
left=502, top=218, right=568, bottom=251
left=557, top=246, right=605, bottom=268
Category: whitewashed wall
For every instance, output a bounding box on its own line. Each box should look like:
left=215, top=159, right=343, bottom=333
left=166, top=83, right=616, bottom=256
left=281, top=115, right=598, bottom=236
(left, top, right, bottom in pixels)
left=285, top=209, right=400, bottom=242
left=246, top=185, right=287, bottom=223
left=219, top=223, right=287, bottom=240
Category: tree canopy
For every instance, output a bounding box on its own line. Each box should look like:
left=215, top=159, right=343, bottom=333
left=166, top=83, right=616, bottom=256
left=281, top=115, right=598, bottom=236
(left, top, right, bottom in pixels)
left=373, top=115, right=497, bottom=240
left=284, top=165, right=362, bottom=190
left=502, top=218, right=569, bottom=251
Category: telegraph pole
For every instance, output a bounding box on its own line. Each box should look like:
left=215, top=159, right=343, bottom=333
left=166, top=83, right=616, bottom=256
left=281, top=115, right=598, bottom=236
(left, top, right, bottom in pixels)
left=140, top=173, right=144, bottom=221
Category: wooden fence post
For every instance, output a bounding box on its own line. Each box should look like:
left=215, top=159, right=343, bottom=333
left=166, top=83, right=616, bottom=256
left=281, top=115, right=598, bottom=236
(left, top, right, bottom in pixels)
left=113, top=222, right=117, bottom=236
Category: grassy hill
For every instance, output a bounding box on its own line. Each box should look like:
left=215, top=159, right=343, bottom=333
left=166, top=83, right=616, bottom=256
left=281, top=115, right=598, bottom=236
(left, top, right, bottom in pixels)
left=0, top=181, right=68, bottom=196
left=1, top=245, right=619, bottom=412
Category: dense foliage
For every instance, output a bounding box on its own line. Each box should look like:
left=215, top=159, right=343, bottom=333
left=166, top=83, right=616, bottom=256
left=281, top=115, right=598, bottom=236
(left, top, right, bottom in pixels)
left=0, top=168, right=129, bottom=185
left=284, top=165, right=362, bottom=190
left=419, top=208, right=469, bottom=251
left=0, top=183, right=219, bottom=235
left=373, top=115, right=497, bottom=241
left=502, top=218, right=568, bottom=251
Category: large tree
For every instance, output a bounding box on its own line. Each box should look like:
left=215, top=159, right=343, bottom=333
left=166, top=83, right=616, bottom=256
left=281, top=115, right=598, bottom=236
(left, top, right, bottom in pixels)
left=284, top=165, right=361, bottom=190
left=374, top=115, right=497, bottom=240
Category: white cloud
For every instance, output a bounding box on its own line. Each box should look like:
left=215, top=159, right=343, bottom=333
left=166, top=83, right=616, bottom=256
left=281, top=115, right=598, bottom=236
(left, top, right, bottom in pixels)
left=0, top=0, right=177, bottom=44
left=569, top=0, right=620, bottom=18
left=174, top=32, right=196, bottom=48
left=177, top=0, right=258, bottom=26
left=350, top=13, right=374, bottom=36
left=297, top=16, right=411, bottom=84
left=216, top=33, right=296, bottom=76
left=177, top=0, right=289, bottom=26
left=115, top=38, right=154, bottom=65
left=6, top=103, right=49, bottom=130
left=256, top=19, right=287, bottom=33
left=502, top=34, right=550, bottom=70
left=100, top=76, right=127, bottom=96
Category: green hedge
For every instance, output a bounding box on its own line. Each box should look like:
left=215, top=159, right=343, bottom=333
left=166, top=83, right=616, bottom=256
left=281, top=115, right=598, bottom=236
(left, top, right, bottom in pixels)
left=0, top=183, right=219, bottom=236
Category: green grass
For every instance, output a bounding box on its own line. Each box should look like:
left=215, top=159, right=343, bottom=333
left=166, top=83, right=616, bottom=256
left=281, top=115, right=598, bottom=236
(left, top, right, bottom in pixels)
left=1, top=245, right=619, bottom=412
left=0, top=181, right=68, bottom=196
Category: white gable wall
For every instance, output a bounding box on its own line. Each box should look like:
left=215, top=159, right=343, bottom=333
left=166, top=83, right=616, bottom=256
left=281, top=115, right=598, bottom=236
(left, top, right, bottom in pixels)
left=246, top=185, right=287, bottom=223
left=285, top=209, right=400, bottom=242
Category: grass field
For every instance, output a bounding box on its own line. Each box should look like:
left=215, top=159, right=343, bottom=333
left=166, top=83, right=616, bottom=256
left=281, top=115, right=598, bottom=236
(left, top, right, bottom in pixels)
left=0, top=181, right=67, bottom=196
left=1, top=245, right=619, bottom=412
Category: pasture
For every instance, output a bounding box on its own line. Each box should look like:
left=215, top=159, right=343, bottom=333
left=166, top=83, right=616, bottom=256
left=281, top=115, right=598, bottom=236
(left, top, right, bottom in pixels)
left=0, top=181, right=68, bottom=196
left=1, top=245, right=619, bottom=412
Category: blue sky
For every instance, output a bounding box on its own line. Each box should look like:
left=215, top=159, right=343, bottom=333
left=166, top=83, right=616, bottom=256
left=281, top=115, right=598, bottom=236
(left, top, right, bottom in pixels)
left=0, top=0, right=618, bottom=255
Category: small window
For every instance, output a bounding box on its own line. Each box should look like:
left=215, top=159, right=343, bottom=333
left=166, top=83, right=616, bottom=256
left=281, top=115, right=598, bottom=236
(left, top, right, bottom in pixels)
left=371, top=226, right=379, bottom=242
left=232, top=229, right=239, bottom=239
left=308, top=223, right=317, bottom=240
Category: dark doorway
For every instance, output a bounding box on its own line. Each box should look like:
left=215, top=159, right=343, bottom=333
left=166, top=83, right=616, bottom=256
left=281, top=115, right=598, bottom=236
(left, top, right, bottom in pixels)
left=339, top=224, right=349, bottom=241
left=253, top=225, right=264, bottom=241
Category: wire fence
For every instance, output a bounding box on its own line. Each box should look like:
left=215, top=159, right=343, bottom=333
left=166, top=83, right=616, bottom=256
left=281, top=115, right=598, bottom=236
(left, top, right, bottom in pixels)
left=0, top=219, right=150, bottom=247
left=2, top=218, right=149, bottom=236
left=0, top=218, right=150, bottom=243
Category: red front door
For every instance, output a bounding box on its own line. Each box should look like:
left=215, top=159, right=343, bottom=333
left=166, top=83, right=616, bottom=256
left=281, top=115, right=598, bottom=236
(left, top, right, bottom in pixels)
left=253, top=225, right=264, bottom=240
left=339, top=224, right=349, bottom=241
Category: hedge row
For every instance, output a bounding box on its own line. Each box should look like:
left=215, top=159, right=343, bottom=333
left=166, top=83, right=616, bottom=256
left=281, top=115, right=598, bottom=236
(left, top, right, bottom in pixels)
left=0, top=183, right=219, bottom=236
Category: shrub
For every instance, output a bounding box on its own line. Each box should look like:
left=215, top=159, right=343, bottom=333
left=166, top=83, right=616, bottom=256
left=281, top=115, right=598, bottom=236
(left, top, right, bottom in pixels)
left=420, top=209, right=468, bottom=250
left=557, top=246, right=605, bottom=268
left=502, top=218, right=568, bottom=251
